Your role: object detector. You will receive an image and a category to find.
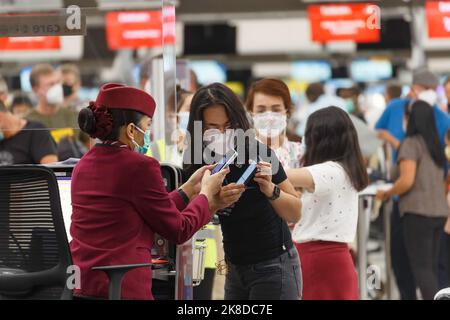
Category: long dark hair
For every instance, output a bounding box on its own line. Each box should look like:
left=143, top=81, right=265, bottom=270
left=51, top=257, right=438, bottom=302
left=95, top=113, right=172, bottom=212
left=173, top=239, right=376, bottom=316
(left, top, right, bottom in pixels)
left=403, top=100, right=445, bottom=168
left=183, top=83, right=251, bottom=175
left=302, top=106, right=368, bottom=192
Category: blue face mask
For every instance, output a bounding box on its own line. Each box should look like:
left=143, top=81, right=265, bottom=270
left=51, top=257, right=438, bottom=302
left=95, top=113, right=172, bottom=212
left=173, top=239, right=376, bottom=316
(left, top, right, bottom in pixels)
left=132, top=124, right=150, bottom=155
left=345, top=99, right=355, bottom=113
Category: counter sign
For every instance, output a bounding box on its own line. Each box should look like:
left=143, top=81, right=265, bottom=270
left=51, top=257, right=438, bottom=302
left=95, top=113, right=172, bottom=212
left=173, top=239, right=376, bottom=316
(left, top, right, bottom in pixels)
left=0, top=5, right=86, bottom=38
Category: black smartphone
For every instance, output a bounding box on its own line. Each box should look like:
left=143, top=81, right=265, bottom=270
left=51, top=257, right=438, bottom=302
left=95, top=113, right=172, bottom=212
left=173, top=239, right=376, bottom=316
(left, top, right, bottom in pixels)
left=211, top=150, right=238, bottom=174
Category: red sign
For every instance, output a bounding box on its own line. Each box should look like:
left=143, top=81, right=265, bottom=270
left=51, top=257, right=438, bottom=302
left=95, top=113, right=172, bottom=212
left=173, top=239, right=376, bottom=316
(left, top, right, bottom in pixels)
left=106, top=11, right=164, bottom=50
left=0, top=36, right=60, bottom=50
left=426, top=1, right=450, bottom=38
left=308, top=3, right=380, bottom=43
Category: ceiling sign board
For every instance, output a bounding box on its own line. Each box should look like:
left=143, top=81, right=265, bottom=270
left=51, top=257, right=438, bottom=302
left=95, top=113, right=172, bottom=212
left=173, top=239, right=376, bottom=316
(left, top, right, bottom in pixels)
left=307, top=3, right=380, bottom=43
left=106, top=10, right=164, bottom=50
left=0, top=6, right=86, bottom=37
left=426, top=1, right=450, bottom=38
left=0, top=36, right=60, bottom=50
left=0, top=0, right=63, bottom=13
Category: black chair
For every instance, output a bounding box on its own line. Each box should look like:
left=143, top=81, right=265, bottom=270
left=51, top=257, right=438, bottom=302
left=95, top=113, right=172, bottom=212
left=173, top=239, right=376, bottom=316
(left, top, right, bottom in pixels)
left=0, top=165, right=154, bottom=300
left=0, top=165, right=73, bottom=299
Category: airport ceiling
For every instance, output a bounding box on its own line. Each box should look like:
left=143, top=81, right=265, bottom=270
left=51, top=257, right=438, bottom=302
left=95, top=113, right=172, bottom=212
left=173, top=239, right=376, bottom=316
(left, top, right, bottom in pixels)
left=177, top=0, right=423, bottom=15
left=1, top=1, right=428, bottom=17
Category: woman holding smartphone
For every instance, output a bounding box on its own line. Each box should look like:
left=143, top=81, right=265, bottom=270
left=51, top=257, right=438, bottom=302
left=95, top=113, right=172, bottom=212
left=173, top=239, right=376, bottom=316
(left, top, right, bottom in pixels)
left=183, top=83, right=302, bottom=300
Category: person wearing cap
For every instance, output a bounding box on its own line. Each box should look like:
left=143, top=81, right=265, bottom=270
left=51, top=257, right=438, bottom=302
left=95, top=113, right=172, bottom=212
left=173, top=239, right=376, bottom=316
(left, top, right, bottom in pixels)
left=375, top=68, right=450, bottom=300
left=376, top=68, right=450, bottom=156
left=71, top=83, right=243, bottom=300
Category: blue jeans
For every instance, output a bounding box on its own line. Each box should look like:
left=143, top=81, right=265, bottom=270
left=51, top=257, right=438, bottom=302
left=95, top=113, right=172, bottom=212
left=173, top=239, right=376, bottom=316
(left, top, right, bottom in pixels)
left=224, top=246, right=302, bottom=300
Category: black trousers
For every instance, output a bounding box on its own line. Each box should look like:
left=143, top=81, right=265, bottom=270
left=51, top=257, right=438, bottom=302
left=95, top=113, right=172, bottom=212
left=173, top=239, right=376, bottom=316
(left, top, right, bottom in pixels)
left=403, top=213, right=446, bottom=300
left=390, top=201, right=417, bottom=300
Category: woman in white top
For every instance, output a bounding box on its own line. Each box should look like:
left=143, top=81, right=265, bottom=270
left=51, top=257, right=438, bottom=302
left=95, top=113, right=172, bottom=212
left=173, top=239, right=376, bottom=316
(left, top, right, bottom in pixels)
left=287, top=106, right=369, bottom=300
left=245, top=78, right=302, bottom=170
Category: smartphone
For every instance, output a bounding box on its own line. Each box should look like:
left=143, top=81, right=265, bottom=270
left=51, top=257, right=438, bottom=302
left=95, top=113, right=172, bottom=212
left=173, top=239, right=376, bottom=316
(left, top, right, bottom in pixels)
left=211, top=150, right=238, bottom=174
left=236, top=160, right=257, bottom=185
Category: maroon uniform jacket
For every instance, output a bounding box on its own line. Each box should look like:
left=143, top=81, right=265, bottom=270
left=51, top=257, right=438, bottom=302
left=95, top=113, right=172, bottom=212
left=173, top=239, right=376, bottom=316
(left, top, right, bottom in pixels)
left=70, top=144, right=211, bottom=299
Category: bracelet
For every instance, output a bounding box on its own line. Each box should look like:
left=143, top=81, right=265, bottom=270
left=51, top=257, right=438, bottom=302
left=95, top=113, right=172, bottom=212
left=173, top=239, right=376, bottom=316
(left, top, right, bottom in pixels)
left=177, top=188, right=190, bottom=204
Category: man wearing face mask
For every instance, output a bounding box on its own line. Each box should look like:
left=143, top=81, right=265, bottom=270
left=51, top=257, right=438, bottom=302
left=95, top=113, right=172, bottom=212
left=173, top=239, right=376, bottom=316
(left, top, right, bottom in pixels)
left=375, top=68, right=450, bottom=300
left=26, top=63, right=78, bottom=146
left=0, top=100, right=57, bottom=165
left=376, top=68, right=450, bottom=158
left=60, top=63, right=83, bottom=111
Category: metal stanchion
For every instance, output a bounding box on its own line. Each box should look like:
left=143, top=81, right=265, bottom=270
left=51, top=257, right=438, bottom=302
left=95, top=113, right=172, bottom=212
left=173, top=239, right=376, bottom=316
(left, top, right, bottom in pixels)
left=358, top=183, right=393, bottom=300
left=383, top=200, right=393, bottom=300
left=357, top=195, right=368, bottom=300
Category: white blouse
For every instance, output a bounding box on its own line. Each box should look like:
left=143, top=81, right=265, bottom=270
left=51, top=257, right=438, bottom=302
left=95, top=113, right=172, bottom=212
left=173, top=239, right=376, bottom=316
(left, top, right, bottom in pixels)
left=292, top=161, right=359, bottom=244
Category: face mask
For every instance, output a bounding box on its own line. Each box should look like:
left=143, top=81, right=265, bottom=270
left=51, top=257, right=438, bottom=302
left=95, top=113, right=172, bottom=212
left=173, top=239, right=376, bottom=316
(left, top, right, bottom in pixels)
left=253, top=111, right=287, bottom=138
left=345, top=99, right=355, bottom=113
left=446, top=146, right=450, bottom=162
left=417, top=89, right=438, bottom=106
left=62, top=84, right=74, bottom=98
left=178, top=112, right=190, bottom=133
left=46, top=84, right=64, bottom=106
left=203, top=129, right=234, bottom=156
left=132, top=125, right=150, bottom=155
left=0, top=129, right=4, bottom=142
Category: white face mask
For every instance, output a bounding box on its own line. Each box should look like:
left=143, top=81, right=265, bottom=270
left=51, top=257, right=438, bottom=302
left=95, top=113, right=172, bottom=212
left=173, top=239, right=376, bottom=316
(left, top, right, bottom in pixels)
left=46, top=84, right=64, bottom=106
left=253, top=111, right=287, bottom=138
left=203, top=129, right=234, bottom=156
left=417, top=89, right=438, bottom=106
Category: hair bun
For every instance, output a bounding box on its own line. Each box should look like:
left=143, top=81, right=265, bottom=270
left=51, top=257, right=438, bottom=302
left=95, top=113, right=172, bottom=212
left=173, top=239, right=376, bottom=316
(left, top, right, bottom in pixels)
left=78, top=106, right=96, bottom=135
left=78, top=102, right=113, bottom=140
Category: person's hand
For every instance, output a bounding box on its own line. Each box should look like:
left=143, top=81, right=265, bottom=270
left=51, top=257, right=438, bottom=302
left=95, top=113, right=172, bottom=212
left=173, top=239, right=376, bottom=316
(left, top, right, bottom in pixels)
left=185, top=165, right=215, bottom=197
left=377, top=130, right=391, bottom=141
left=253, top=161, right=275, bottom=198
left=378, top=130, right=400, bottom=150
left=376, top=189, right=389, bottom=201
left=213, top=183, right=245, bottom=211
left=445, top=216, right=450, bottom=235
left=199, top=167, right=230, bottom=208
left=180, top=165, right=214, bottom=200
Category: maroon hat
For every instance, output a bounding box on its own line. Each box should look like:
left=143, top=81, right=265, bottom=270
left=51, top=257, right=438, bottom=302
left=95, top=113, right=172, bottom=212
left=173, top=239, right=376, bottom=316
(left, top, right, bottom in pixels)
left=95, top=83, right=156, bottom=117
